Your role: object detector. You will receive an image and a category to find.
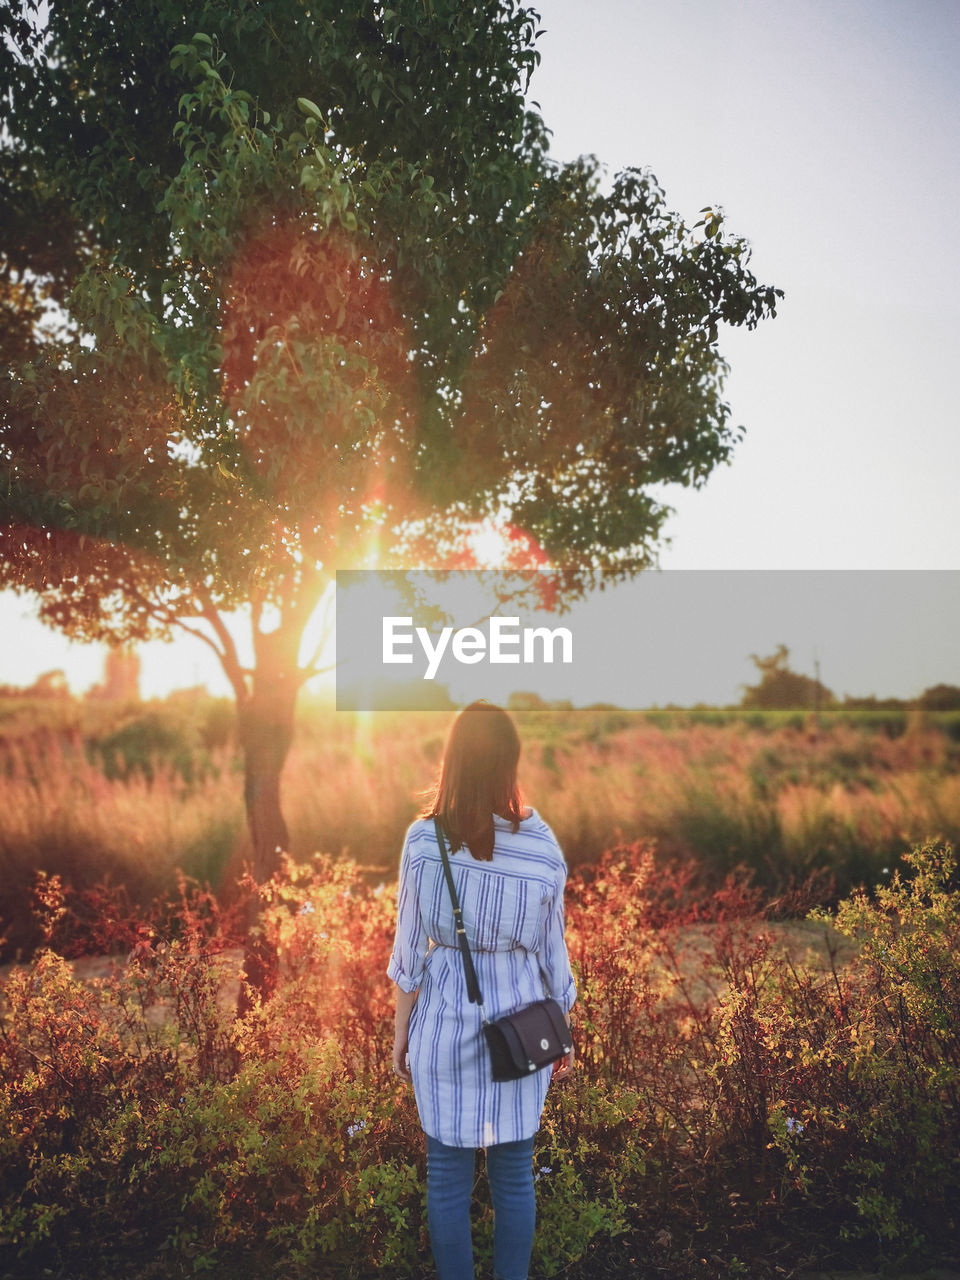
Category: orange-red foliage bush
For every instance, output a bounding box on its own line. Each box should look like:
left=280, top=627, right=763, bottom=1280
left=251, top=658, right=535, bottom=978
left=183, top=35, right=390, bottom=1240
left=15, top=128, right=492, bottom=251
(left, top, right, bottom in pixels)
left=1, top=842, right=958, bottom=1279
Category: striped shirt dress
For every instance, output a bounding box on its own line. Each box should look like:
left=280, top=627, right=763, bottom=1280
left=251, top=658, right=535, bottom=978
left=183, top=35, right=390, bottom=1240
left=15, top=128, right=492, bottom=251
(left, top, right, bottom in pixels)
left=387, top=809, right=577, bottom=1149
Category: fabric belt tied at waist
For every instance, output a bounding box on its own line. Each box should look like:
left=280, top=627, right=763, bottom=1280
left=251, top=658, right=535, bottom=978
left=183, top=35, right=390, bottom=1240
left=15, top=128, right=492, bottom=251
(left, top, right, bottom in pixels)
left=431, top=941, right=520, bottom=955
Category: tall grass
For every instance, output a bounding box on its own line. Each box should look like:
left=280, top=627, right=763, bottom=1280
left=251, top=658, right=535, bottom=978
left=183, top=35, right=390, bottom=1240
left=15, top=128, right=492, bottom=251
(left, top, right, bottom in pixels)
left=2, top=699, right=959, bottom=957
left=0, top=734, right=244, bottom=955
left=517, top=715, right=960, bottom=883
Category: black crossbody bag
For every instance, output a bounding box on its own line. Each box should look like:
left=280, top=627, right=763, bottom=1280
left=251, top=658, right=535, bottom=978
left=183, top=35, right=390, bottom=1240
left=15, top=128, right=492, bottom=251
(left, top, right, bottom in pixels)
left=433, top=817, right=573, bottom=1082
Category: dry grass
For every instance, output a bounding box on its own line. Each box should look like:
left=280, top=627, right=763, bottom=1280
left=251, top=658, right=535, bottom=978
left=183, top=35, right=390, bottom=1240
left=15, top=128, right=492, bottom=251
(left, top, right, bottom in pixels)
left=1, top=702, right=959, bottom=958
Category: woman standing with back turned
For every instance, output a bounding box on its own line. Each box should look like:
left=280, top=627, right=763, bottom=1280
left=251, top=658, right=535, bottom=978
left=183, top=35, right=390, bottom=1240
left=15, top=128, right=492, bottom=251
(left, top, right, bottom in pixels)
left=388, top=700, right=576, bottom=1280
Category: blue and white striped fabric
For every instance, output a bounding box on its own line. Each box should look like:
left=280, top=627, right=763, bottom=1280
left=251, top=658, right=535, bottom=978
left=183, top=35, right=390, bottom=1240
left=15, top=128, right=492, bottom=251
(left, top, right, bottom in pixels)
left=387, top=809, right=577, bottom=1148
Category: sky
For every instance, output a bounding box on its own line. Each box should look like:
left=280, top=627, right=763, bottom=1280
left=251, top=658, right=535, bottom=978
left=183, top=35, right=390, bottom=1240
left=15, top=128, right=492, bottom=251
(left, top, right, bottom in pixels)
left=2, top=0, right=958, bottom=703
left=532, top=0, right=960, bottom=571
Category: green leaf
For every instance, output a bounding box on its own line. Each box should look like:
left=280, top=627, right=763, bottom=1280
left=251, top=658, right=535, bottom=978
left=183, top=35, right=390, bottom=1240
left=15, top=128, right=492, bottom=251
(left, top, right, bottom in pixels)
left=297, top=97, right=323, bottom=120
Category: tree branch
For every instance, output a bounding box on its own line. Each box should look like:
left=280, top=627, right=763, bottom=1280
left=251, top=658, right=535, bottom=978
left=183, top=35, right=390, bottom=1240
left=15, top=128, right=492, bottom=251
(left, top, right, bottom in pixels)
left=167, top=615, right=232, bottom=664
left=194, top=583, right=250, bottom=702
left=250, top=585, right=266, bottom=639
left=297, top=659, right=336, bottom=686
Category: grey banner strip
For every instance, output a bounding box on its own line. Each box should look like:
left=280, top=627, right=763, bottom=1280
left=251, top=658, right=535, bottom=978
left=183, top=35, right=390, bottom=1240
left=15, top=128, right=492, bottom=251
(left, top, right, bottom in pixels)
left=334, top=570, right=960, bottom=711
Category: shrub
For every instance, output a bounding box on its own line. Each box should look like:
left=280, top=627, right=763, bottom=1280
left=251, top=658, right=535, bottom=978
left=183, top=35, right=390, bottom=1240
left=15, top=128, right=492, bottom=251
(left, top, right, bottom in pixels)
left=0, top=842, right=958, bottom=1278
left=802, top=840, right=960, bottom=1257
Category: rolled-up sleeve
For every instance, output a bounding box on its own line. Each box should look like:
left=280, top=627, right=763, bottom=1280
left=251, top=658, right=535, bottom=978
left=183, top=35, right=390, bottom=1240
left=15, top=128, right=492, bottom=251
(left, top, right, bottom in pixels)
left=538, top=862, right=577, bottom=1014
left=386, top=830, right=427, bottom=993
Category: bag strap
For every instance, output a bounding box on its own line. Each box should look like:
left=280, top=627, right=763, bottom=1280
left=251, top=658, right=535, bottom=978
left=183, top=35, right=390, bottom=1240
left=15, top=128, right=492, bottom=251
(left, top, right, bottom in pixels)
left=433, top=816, right=484, bottom=1009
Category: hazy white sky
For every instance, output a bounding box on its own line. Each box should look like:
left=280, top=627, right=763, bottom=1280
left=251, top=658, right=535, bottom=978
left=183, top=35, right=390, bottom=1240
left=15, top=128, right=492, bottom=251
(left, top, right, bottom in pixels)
left=533, top=0, right=960, bottom=571
left=3, top=0, right=958, bottom=699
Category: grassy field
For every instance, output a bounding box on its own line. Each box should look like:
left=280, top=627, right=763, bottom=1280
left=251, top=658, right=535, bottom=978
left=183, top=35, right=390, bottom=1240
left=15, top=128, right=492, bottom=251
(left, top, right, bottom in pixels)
left=2, top=694, right=960, bottom=957
left=1, top=693, right=959, bottom=1277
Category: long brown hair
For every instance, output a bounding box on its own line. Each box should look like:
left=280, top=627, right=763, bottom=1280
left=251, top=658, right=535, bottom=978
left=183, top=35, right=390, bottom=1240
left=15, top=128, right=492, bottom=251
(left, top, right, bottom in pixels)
left=420, top=701, right=526, bottom=861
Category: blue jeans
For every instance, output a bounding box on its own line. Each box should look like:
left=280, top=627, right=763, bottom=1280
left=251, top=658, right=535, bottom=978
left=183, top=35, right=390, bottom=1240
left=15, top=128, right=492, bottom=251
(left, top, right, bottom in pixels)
left=425, top=1133, right=537, bottom=1280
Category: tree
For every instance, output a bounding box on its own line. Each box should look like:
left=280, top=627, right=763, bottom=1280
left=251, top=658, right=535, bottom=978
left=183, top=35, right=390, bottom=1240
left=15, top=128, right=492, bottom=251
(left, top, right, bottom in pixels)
left=740, top=645, right=835, bottom=710
left=1, top=1, right=781, bottom=984
left=917, top=684, right=960, bottom=712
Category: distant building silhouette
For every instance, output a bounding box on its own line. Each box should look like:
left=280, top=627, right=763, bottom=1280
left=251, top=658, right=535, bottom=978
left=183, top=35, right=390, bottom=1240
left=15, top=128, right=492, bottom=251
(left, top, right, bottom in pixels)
left=87, top=646, right=141, bottom=702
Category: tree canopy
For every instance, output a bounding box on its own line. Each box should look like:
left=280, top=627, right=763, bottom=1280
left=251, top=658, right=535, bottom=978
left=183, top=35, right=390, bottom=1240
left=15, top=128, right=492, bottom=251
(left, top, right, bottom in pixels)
left=1, top=0, right=782, bottom=893
left=740, top=645, right=835, bottom=710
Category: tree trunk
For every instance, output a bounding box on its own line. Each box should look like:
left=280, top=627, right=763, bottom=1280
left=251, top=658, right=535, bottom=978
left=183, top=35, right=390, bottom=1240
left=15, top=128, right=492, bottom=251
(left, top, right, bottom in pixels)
left=235, top=662, right=299, bottom=1006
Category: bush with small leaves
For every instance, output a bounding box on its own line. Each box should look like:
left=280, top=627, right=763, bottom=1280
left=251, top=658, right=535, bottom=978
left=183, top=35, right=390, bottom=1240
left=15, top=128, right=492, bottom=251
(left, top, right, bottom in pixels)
left=1, top=842, right=958, bottom=1278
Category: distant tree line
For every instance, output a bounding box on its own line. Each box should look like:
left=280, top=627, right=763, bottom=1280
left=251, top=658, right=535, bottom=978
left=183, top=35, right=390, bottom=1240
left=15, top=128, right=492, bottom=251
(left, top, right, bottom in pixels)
left=5, top=642, right=960, bottom=712
left=0, top=647, right=140, bottom=702
left=0, top=670, right=71, bottom=699
left=506, top=645, right=960, bottom=713
left=740, top=645, right=960, bottom=712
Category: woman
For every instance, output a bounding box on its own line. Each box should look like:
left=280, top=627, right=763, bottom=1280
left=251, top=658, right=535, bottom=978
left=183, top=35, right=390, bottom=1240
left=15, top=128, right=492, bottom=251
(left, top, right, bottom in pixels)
left=388, top=700, right=576, bottom=1280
